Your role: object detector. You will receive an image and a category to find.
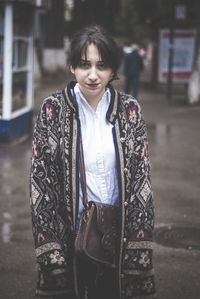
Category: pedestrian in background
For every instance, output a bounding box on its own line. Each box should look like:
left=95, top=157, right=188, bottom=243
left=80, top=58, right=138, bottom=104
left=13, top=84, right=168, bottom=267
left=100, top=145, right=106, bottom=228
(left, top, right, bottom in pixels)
left=123, top=44, right=144, bottom=98
left=30, top=25, right=155, bottom=299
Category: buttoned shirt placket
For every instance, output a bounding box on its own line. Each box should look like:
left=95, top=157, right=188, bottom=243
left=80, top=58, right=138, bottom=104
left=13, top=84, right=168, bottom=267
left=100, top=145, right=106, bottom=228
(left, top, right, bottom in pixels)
left=74, top=84, right=119, bottom=220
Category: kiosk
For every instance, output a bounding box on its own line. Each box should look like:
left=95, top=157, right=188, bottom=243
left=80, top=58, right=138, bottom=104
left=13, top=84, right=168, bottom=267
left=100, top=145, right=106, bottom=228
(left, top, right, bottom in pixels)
left=0, top=0, right=50, bottom=142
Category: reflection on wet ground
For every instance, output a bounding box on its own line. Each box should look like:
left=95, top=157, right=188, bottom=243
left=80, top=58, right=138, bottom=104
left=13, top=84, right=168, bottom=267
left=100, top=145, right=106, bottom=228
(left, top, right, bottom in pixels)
left=0, top=138, right=36, bottom=298
left=0, top=138, right=32, bottom=242
left=148, top=122, right=199, bottom=179
left=2, top=212, right=12, bottom=244
left=154, top=226, right=200, bottom=250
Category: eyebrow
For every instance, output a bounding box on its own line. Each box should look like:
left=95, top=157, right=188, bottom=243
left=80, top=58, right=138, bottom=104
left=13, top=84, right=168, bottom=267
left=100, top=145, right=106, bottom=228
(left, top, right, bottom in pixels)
left=80, top=59, right=104, bottom=63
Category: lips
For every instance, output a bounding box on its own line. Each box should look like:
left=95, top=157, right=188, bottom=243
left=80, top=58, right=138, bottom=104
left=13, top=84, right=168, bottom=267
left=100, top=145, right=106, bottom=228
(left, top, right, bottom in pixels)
left=87, top=83, right=99, bottom=89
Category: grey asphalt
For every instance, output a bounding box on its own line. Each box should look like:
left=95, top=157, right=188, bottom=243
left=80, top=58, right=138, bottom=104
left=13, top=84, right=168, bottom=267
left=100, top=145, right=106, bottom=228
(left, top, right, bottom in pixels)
left=0, top=65, right=200, bottom=299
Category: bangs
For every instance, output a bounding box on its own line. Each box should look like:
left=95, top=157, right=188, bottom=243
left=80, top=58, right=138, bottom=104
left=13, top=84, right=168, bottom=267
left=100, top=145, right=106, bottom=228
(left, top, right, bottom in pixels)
left=80, top=41, right=110, bottom=68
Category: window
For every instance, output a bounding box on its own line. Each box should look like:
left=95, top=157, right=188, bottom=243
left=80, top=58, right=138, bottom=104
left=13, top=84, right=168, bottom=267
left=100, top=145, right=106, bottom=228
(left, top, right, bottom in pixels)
left=12, top=4, right=33, bottom=113
left=0, top=4, right=33, bottom=118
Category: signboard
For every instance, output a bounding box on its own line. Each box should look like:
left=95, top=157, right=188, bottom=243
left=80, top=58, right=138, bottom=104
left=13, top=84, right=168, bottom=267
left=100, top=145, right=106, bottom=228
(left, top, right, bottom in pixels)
left=158, top=29, right=196, bottom=83
left=175, top=5, right=186, bottom=20
left=0, top=0, right=51, bottom=8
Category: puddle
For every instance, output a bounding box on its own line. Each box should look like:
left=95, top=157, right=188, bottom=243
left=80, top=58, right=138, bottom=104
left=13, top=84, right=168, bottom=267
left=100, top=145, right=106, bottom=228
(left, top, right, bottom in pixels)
left=148, top=123, right=179, bottom=146
left=154, top=226, right=200, bottom=250
left=1, top=212, right=12, bottom=244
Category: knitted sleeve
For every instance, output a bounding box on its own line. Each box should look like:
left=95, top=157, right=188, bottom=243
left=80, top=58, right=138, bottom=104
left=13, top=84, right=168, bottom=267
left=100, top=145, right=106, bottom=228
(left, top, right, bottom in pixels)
left=30, top=97, right=74, bottom=297
left=120, top=96, right=156, bottom=298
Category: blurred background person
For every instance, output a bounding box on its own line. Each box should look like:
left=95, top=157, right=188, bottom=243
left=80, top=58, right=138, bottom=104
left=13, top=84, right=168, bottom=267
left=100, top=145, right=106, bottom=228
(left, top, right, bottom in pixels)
left=123, top=44, right=144, bottom=98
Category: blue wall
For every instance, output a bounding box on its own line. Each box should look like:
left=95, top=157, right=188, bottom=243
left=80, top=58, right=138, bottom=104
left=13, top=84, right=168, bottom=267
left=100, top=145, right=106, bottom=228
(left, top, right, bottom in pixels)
left=0, top=110, right=33, bottom=142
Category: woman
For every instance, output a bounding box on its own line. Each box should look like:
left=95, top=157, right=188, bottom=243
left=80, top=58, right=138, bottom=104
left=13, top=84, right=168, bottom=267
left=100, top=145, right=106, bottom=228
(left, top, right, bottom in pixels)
left=30, top=25, right=155, bottom=299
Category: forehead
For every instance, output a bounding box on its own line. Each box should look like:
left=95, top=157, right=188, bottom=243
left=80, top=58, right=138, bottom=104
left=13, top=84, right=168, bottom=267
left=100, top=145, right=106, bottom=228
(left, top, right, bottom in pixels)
left=81, top=43, right=102, bottom=61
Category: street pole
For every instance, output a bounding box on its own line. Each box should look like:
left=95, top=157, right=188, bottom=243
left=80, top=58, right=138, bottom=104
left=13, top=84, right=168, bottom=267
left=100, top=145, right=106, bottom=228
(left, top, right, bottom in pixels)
left=167, top=0, right=174, bottom=101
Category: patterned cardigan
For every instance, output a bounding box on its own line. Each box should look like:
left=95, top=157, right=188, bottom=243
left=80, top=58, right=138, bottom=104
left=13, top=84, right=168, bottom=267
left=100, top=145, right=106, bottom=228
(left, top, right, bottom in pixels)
left=30, top=81, right=156, bottom=298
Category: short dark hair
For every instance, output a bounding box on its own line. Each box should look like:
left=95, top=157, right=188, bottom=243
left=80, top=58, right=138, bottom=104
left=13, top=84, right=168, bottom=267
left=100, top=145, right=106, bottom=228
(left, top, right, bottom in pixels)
left=68, top=25, right=121, bottom=80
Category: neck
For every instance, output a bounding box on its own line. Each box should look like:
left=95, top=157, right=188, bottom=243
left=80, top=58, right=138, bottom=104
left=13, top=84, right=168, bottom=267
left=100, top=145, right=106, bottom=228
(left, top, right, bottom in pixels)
left=84, top=88, right=106, bottom=111
left=86, top=96, right=101, bottom=111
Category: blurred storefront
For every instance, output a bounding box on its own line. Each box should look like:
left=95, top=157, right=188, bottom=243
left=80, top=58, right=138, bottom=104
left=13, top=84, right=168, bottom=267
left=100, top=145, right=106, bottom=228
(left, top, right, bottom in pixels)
left=151, top=0, right=200, bottom=103
left=0, top=0, right=50, bottom=142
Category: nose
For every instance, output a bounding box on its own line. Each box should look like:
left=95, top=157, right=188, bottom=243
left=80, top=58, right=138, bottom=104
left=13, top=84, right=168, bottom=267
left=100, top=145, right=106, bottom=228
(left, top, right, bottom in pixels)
left=88, top=66, right=98, bottom=81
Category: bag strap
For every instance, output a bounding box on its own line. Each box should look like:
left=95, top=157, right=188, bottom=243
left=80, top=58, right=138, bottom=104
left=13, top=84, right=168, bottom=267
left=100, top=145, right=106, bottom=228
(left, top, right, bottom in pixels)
left=79, top=134, right=89, bottom=208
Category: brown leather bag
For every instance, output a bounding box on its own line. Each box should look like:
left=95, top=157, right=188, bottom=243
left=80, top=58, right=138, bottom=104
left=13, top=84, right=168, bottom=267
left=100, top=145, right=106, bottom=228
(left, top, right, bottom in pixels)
left=74, top=136, right=118, bottom=268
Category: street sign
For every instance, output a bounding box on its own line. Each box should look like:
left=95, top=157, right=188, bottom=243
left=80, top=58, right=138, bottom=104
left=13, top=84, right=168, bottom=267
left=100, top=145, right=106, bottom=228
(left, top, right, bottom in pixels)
left=175, top=5, right=186, bottom=20
left=158, top=29, right=196, bottom=83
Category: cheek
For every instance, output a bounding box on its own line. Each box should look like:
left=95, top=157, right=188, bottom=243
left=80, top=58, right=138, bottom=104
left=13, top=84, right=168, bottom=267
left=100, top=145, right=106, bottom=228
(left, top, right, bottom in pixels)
left=73, top=70, right=82, bottom=81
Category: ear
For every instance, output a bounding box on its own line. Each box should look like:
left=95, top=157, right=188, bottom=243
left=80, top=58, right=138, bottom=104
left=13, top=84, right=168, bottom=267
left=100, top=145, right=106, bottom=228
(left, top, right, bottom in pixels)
left=70, top=66, right=75, bottom=74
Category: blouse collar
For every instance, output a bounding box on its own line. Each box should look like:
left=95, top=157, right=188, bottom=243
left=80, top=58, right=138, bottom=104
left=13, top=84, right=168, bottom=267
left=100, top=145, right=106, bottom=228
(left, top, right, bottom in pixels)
left=63, top=81, right=119, bottom=124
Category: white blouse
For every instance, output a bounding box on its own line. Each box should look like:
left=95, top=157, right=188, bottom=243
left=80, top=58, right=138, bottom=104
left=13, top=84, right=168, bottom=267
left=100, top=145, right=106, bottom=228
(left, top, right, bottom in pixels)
left=73, top=83, right=119, bottom=221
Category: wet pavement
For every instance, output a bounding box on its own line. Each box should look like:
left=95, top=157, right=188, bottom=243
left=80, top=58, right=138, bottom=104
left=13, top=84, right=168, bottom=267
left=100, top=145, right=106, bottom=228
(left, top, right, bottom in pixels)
left=1, top=66, right=200, bottom=299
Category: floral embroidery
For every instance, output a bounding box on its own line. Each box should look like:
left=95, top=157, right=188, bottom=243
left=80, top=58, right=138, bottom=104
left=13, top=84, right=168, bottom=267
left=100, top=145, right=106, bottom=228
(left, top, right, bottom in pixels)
left=33, top=143, right=41, bottom=157
left=38, top=232, right=46, bottom=243
left=123, top=249, right=152, bottom=271
left=50, top=250, right=65, bottom=265
left=38, top=213, right=54, bottom=229
left=127, top=106, right=137, bottom=123
left=137, top=228, right=145, bottom=238
left=141, top=140, right=148, bottom=159
left=139, top=251, right=150, bottom=268
left=37, top=228, right=51, bottom=243
left=129, top=226, right=150, bottom=239
left=46, top=103, right=56, bottom=120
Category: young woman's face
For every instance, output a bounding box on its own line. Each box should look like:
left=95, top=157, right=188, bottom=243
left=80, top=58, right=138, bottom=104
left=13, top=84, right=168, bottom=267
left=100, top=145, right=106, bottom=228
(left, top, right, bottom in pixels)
left=70, top=43, right=113, bottom=104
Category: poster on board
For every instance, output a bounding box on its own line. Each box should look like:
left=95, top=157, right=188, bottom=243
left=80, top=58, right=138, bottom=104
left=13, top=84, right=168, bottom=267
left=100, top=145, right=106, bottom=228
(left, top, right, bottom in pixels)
left=158, top=29, right=196, bottom=83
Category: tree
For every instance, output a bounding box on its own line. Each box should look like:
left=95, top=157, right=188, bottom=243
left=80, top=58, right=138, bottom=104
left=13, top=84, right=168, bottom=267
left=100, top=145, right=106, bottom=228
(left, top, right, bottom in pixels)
left=69, top=0, right=120, bottom=35
left=115, top=0, right=157, bottom=46
left=45, top=0, right=65, bottom=48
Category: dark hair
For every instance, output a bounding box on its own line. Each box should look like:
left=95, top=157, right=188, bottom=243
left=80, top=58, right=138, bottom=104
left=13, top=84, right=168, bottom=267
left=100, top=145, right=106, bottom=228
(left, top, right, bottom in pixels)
left=68, top=25, right=121, bottom=80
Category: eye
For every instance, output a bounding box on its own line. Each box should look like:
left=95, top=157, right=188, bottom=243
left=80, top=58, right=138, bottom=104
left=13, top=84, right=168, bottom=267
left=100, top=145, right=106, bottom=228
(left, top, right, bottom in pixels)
left=79, top=60, right=90, bottom=69
left=97, top=61, right=107, bottom=70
